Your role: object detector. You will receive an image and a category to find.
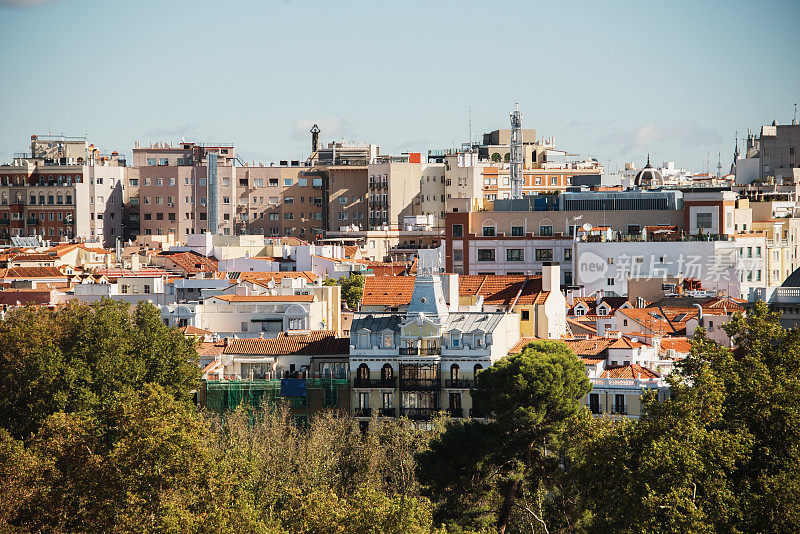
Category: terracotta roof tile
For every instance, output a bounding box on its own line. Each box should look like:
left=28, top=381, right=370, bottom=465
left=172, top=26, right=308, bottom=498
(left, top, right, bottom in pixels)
left=224, top=330, right=349, bottom=355
left=599, top=364, right=660, bottom=379
left=164, top=252, right=218, bottom=274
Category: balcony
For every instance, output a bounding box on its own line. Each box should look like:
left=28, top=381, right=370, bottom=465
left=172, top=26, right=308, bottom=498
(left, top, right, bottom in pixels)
left=444, top=378, right=474, bottom=388
left=447, top=408, right=464, bottom=418
left=353, top=377, right=396, bottom=388
left=378, top=407, right=396, bottom=417
left=354, top=408, right=372, bottom=418
left=399, top=378, right=440, bottom=391
left=26, top=218, right=39, bottom=225
left=399, top=407, right=438, bottom=421
left=399, top=346, right=441, bottom=356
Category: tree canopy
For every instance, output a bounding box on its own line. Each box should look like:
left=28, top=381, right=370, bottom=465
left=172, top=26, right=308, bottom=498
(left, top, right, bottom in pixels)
left=0, top=299, right=199, bottom=439
left=324, top=272, right=365, bottom=310
left=419, top=341, right=592, bottom=533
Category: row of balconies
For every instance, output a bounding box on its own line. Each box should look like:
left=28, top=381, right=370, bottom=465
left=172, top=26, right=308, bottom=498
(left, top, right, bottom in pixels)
left=353, top=377, right=473, bottom=389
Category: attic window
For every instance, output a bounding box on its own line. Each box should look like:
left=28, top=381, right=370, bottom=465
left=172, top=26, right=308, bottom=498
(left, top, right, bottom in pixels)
left=420, top=297, right=427, bottom=304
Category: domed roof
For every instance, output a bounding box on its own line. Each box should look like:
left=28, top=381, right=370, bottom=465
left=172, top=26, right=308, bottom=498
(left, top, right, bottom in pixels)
left=634, top=154, right=663, bottom=187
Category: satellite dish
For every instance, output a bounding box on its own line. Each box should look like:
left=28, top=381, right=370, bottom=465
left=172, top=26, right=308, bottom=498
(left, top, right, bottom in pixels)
left=582, top=223, right=593, bottom=231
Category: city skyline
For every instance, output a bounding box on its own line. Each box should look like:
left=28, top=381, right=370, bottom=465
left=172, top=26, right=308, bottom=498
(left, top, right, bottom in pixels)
left=1, top=0, right=798, bottom=172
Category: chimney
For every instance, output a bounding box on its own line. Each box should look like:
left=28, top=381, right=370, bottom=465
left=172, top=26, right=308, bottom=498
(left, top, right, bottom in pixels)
left=131, top=253, right=140, bottom=271
left=541, top=262, right=560, bottom=292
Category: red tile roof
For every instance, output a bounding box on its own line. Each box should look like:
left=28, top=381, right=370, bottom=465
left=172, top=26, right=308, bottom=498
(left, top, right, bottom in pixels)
left=236, top=271, right=318, bottom=283
left=659, top=337, right=692, bottom=354
left=361, top=276, right=416, bottom=306
left=599, top=364, right=660, bottom=379
left=0, top=289, right=53, bottom=305
left=164, top=252, right=218, bottom=274
left=0, top=266, right=67, bottom=279
left=224, top=330, right=349, bottom=355
left=180, top=325, right=212, bottom=336
left=361, top=274, right=547, bottom=308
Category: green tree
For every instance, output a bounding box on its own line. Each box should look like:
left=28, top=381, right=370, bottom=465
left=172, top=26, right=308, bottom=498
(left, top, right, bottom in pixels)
left=491, top=153, right=502, bottom=163
left=0, top=299, right=199, bottom=439
left=418, top=341, right=592, bottom=533
left=574, top=301, right=800, bottom=533
left=324, top=273, right=365, bottom=310
left=1, top=385, right=220, bottom=533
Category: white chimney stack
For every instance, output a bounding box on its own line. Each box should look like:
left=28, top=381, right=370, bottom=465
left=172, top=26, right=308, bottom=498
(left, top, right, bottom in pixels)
left=542, top=262, right=560, bottom=292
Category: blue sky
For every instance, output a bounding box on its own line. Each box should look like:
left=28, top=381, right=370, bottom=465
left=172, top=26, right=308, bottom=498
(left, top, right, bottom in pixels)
left=1, top=0, right=798, bottom=172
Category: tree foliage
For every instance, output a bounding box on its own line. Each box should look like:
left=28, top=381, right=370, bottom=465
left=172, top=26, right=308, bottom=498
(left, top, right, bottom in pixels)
left=0, top=299, right=199, bottom=440
left=573, top=301, right=800, bottom=533
left=418, top=341, right=592, bottom=533
left=324, top=273, right=365, bottom=310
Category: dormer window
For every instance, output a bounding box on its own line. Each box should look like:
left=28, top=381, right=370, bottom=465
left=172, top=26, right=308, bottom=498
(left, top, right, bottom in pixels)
left=452, top=335, right=460, bottom=347
left=383, top=334, right=392, bottom=348
left=475, top=336, right=483, bottom=347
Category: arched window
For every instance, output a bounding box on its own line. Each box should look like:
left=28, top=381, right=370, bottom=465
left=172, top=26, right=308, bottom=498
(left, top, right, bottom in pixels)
left=357, top=363, right=369, bottom=380
left=381, top=363, right=393, bottom=381
left=473, top=364, right=483, bottom=376
left=450, top=364, right=460, bottom=381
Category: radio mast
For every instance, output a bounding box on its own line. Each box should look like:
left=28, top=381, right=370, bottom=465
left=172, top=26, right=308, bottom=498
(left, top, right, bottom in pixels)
left=510, top=103, right=524, bottom=199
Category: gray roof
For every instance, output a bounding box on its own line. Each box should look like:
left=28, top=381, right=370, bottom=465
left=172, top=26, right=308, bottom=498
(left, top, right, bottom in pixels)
left=443, top=312, right=505, bottom=332
left=782, top=267, right=800, bottom=288
left=351, top=313, right=404, bottom=333
left=351, top=311, right=505, bottom=334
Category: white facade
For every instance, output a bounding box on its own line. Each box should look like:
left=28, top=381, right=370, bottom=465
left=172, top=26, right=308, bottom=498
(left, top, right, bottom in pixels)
left=574, top=238, right=766, bottom=298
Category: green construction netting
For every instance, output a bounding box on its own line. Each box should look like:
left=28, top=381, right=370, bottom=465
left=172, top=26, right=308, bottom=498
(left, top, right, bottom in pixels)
left=204, top=379, right=348, bottom=414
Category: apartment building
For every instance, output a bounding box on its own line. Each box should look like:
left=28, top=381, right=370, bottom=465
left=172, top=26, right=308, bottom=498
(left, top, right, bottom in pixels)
left=0, top=135, right=125, bottom=246
left=126, top=141, right=238, bottom=239
left=349, top=252, right=521, bottom=422
left=235, top=164, right=324, bottom=239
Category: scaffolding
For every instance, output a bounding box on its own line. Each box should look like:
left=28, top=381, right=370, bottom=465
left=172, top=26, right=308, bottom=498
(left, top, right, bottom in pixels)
left=203, top=378, right=349, bottom=415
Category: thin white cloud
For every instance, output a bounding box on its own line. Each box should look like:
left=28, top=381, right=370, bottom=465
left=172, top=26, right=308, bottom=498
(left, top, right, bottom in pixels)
left=291, top=117, right=352, bottom=142
left=596, top=121, right=722, bottom=155
left=145, top=124, right=198, bottom=138
left=0, top=0, right=60, bottom=8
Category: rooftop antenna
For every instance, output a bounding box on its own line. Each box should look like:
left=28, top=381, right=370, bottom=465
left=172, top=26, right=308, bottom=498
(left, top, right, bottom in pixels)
left=510, top=103, right=524, bottom=199
left=717, top=152, right=722, bottom=179
left=794, top=103, right=798, bottom=125
left=468, top=105, right=473, bottom=151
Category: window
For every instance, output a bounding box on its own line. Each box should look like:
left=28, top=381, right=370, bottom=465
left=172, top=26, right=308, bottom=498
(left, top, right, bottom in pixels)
left=482, top=225, right=495, bottom=237
left=129, top=178, right=139, bottom=186
left=338, top=197, right=348, bottom=204
left=511, top=225, right=524, bottom=236
left=535, top=249, right=553, bottom=261
left=477, top=249, right=495, bottom=262
left=284, top=178, right=293, bottom=186
left=607, top=277, right=615, bottom=286
left=338, top=212, right=348, bottom=220
left=550, top=176, right=558, bottom=186
left=507, top=248, right=524, bottom=261
left=564, top=249, right=572, bottom=261
left=146, top=158, right=156, bottom=166
left=452, top=224, right=463, bottom=237
left=284, top=197, right=294, bottom=204
left=589, top=393, right=600, bottom=414
left=696, top=212, right=713, bottom=229
left=284, top=213, right=294, bottom=220
left=521, top=310, right=530, bottom=321
left=453, top=249, right=463, bottom=262
left=539, top=225, right=553, bottom=236
left=269, top=213, right=279, bottom=221
left=223, top=196, right=230, bottom=204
